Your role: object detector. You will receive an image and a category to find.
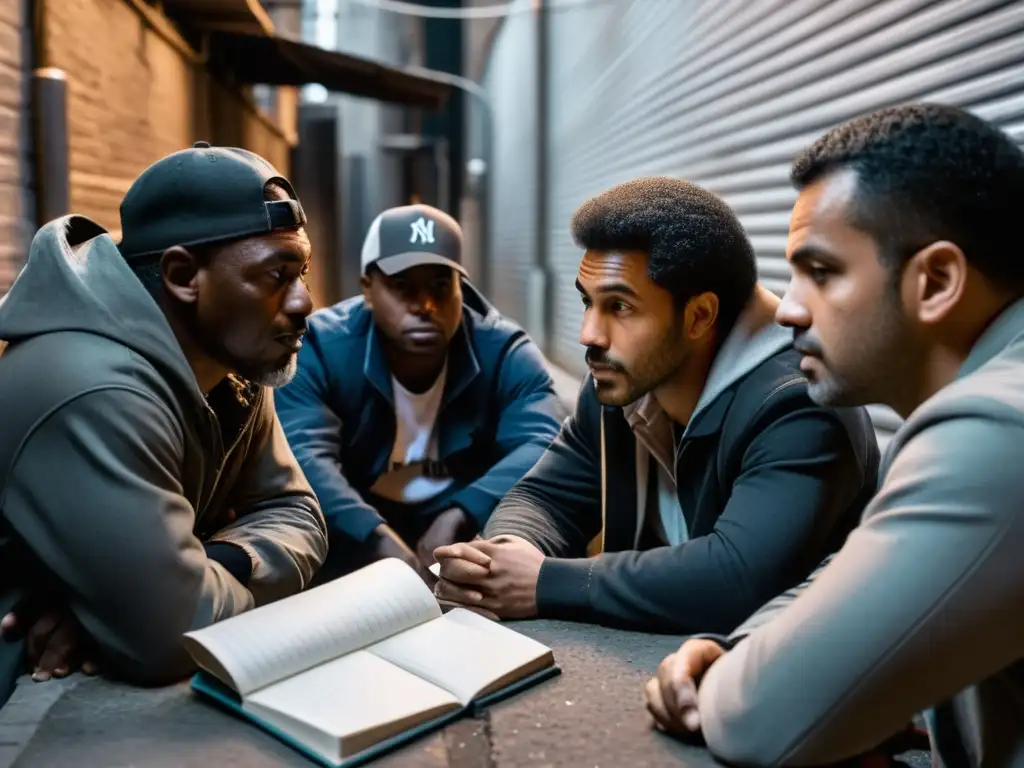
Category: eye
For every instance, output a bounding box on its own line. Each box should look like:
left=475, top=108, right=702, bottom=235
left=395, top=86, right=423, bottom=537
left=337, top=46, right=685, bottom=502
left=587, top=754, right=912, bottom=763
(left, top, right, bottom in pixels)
left=579, top=295, right=592, bottom=308
left=807, top=265, right=831, bottom=286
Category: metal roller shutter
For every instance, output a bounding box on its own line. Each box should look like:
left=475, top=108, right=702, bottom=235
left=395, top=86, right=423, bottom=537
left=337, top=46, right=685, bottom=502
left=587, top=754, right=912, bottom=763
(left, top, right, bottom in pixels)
left=482, top=3, right=537, bottom=332
left=543, top=0, right=1024, bottom=451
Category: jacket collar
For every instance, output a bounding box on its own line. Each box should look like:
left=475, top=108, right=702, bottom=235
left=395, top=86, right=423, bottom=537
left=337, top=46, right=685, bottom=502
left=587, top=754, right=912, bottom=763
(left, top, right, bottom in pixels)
left=622, top=285, right=787, bottom=445
left=362, top=311, right=481, bottom=410
left=958, top=297, right=1024, bottom=380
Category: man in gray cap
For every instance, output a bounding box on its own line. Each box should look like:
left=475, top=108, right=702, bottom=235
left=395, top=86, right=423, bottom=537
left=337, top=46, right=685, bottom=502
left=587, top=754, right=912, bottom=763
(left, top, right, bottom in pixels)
left=0, top=142, right=328, bottom=706
left=275, top=203, right=562, bottom=585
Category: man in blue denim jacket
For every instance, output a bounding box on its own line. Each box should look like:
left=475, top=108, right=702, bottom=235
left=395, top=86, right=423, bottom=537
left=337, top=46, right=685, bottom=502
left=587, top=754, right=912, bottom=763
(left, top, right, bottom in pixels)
left=275, top=205, right=562, bottom=585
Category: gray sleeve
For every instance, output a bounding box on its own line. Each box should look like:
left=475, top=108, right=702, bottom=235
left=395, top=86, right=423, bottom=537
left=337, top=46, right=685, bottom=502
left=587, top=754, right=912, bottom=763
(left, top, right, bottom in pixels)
left=3, top=388, right=255, bottom=685
left=698, top=416, right=1024, bottom=766
left=209, top=392, right=328, bottom=604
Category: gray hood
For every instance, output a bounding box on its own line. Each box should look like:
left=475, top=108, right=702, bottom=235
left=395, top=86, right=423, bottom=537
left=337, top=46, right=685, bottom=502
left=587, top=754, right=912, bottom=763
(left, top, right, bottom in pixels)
left=0, top=215, right=204, bottom=409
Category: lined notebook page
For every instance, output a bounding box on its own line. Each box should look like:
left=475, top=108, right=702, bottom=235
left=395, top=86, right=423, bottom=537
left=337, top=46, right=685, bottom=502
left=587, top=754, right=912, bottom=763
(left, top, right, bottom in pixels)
left=183, top=558, right=442, bottom=696
left=368, top=608, right=553, bottom=705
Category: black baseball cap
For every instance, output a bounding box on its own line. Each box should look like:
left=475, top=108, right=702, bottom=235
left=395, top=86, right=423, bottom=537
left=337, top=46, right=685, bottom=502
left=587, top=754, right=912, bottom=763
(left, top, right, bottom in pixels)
left=360, top=204, right=466, bottom=277
left=117, top=140, right=307, bottom=261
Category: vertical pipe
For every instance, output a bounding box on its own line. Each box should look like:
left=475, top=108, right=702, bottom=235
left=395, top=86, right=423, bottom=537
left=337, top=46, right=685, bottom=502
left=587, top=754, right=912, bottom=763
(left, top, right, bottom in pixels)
left=31, top=67, right=69, bottom=226
left=535, top=0, right=552, bottom=355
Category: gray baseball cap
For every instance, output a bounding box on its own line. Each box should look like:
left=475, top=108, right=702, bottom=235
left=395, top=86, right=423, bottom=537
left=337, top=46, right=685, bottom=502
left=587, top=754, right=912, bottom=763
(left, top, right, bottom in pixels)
left=360, top=204, right=466, bottom=277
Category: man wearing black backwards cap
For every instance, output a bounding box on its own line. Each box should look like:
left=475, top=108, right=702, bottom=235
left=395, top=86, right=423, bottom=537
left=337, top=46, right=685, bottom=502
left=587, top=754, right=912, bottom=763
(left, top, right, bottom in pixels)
left=0, top=142, right=328, bottom=706
left=275, top=204, right=562, bottom=585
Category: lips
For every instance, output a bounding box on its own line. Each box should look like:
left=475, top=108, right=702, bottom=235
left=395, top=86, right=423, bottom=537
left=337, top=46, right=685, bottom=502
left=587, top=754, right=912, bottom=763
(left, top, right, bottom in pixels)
left=404, top=325, right=442, bottom=338
left=275, top=333, right=305, bottom=352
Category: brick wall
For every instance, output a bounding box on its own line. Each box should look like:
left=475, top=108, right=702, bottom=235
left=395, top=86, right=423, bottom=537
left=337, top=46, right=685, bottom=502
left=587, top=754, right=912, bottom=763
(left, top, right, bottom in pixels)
left=0, top=0, right=26, bottom=296
left=43, top=0, right=292, bottom=240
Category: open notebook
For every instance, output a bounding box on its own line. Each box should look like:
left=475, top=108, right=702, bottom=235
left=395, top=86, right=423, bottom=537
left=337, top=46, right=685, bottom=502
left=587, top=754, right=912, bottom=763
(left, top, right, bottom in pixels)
left=182, top=557, right=559, bottom=767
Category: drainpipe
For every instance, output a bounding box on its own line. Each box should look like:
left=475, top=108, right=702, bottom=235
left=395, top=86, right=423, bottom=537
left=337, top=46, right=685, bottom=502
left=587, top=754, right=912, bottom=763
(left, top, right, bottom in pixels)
left=30, top=0, right=70, bottom=226
left=535, top=0, right=552, bottom=356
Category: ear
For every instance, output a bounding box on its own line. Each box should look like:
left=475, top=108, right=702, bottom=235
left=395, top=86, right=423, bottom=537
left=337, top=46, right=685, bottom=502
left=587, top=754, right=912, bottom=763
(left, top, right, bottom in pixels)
left=903, top=241, right=967, bottom=326
left=360, top=273, right=373, bottom=309
left=160, top=246, right=203, bottom=305
left=684, top=291, right=719, bottom=341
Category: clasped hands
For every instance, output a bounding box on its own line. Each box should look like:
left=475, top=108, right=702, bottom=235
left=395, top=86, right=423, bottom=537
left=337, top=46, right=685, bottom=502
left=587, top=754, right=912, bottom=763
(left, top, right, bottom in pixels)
left=432, top=534, right=545, bottom=620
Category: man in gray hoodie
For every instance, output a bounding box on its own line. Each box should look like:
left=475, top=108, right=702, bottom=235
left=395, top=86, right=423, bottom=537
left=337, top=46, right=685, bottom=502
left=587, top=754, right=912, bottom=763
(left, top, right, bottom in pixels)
left=0, top=143, right=328, bottom=708
left=646, top=104, right=1024, bottom=767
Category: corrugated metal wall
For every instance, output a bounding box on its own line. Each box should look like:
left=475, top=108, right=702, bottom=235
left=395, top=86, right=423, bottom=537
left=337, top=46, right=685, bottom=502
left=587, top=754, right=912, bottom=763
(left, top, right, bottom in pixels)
left=485, top=0, right=1024, bottom=450
left=482, top=2, right=537, bottom=333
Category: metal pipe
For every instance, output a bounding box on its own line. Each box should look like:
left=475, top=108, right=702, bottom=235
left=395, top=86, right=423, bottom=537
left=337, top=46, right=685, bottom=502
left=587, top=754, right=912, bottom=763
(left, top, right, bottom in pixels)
left=31, top=67, right=70, bottom=226
left=535, top=0, right=552, bottom=356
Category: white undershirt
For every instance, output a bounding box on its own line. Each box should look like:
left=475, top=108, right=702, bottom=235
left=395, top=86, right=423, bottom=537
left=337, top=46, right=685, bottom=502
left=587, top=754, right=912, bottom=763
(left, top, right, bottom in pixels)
left=370, top=365, right=454, bottom=504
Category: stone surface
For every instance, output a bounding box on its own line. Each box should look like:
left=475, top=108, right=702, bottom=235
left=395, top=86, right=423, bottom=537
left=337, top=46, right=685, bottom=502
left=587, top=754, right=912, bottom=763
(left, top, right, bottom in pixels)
left=2, top=620, right=714, bottom=768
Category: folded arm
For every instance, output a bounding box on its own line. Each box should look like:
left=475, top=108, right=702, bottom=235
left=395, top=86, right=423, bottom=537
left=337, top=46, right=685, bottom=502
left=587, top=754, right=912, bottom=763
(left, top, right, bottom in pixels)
left=698, top=416, right=1024, bottom=766
left=448, top=338, right=563, bottom=530
left=534, top=403, right=867, bottom=633
left=210, top=391, right=327, bottom=605
left=3, top=388, right=256, bottom=685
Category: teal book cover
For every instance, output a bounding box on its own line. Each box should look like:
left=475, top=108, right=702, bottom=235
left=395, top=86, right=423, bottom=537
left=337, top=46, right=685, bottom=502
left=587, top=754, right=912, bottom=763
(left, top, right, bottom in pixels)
left=190, top=664, right=561, bottom=768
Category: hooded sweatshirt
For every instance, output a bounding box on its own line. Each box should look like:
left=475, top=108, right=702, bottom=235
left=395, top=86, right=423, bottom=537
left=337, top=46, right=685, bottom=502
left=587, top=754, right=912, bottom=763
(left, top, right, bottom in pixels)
left=484, top=285, right=879, bottom=634
left=0, top=216, right=327, bottom=694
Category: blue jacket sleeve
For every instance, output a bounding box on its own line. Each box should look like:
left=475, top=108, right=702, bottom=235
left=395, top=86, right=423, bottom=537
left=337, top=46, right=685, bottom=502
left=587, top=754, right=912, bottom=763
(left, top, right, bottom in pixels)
left=274, top=337, right=385, bottom=543
left=447, top=336, right=563, bottom=530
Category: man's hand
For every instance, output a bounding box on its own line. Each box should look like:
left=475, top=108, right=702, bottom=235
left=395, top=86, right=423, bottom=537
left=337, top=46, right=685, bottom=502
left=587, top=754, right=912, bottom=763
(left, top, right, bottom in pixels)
left=370, top=523, right=437, bottom=588
left=433, top=535, right=544, bottom=619
left=416, top=507, right=475, bottom=569
left=1, top=604, right=100, bottom=682
left=645, top=638, right=726, bottom=737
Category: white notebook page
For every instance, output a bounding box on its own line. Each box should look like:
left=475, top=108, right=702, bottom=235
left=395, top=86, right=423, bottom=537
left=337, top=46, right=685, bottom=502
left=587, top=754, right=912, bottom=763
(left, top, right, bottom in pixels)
left=367, top=608, right=553, bottom=705
left=183, top=558, right=442, bottom=696
left=245, top=650, right=460, bottom=758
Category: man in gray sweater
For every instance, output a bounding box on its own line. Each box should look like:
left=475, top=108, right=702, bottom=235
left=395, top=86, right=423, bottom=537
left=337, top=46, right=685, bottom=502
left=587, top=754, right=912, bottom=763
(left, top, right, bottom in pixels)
left=645, top=103, right=1024, bottom=767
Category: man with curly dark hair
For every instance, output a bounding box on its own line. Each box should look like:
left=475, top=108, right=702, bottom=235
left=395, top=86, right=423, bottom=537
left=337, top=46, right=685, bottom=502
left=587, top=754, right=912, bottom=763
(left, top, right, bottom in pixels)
left=647, top=103, right=1024, bottom=767
left=432, top=175, right=879, bottom=635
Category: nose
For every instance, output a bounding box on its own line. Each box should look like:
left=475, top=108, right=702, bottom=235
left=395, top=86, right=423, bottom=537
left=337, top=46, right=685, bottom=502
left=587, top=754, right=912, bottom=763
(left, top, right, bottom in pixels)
left=775, top=278, right=811, bottom=330
left=408, top=288, right=437, bottom=316
left=284, top=275, right=314, bottom=319
left=579, top=307, right=609, bottom=350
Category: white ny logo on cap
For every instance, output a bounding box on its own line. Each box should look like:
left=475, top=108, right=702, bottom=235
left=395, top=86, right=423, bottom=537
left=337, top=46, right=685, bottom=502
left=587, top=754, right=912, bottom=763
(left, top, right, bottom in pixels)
left=409, top=217, right=436, bottom=245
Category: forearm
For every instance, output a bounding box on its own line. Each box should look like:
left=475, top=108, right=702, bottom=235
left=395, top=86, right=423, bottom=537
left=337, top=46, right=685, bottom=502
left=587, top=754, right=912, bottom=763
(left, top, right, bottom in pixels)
left=536, top=543, right=779, bottom=633
left=485, top=485, right=595, bottom=558
left=208, top=494, right=328, bottom=603
left=698, top=418, right=1024, bottom=766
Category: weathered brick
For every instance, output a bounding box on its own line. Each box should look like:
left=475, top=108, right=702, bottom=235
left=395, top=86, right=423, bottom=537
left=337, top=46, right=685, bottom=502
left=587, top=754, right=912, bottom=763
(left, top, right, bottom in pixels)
left=0, top=0, right=23, bottom=298
left=0, top=0, right=297, bottom=301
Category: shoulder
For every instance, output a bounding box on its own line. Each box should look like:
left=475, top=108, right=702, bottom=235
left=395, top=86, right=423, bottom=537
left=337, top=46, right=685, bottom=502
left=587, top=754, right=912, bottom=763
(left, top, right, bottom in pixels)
left=726, top=346, right=877, bottom=459
left=463, top=304, right=548, bottom=376
left=727, top=346, right=813, bottom=428
left=878, top=414, right=1024, bottom=524
left=304, top=296, right=373, bottom=354
left=0, top=331, right=181, bottom=418
left=893, top=356, right=1024, bottom=464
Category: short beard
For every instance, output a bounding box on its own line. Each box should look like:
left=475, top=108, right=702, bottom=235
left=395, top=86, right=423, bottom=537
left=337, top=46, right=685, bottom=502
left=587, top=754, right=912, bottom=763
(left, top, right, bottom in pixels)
left=245, top=354, right=298, bottom=388
left=807, top=287, right=921, bottom=410
left=594, top=323, right=689, bottom=407
left=175, top=303, right=299, bottom=390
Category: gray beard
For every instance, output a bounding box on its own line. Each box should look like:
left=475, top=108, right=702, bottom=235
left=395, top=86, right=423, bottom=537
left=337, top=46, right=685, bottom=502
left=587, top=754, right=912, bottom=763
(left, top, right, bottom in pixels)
left=247, top=354, right=298, bottom=388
